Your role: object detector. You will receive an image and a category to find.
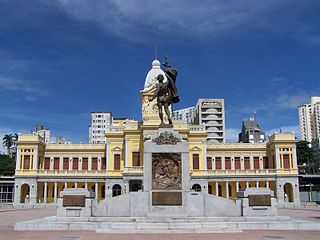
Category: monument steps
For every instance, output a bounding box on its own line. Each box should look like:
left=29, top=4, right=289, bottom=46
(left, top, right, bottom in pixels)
left=15, top=216, right=320, bottom=233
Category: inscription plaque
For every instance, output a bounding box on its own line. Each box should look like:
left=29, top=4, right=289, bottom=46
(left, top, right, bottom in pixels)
left=152, top=192, right=182, bottom=205
left=248, top=195, right=271, bottom=206
left=152, top=153, right=181, bottom=190
left=63, top=195, right=86, bottom=207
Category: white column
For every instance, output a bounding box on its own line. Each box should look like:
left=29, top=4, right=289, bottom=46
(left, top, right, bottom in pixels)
left=256, top=181, right=259, bottom=188
left=32, top=145, right=38, bottom=170
left=203, top=141, right=207, bottom=170
left=98, top=157, right=102, bottom=171
left=266, top=181, right=270, bottom=189
left=231, top=157, right=235, bottom=170
left=241, top=157, right=244, bottom=170
left=79, top=157, right=82, bottom=171
left=59, top=157, right=63, bottom=170
left=75, top=182, right=78, bottom=188
left=54, top=182, right=58, bottom=203
left=16, top=147, right=21, bottom=169
left=226, top=182, right=229, bottom=199
left=215, top=182, right=219, bottom=196
left=64, top=182, right=67, bottom=188
left=125, top=138, right=129, bottom=167
left=292, top=146, right=298, bottom=169
left=236, top=181, right=239, bottom=192
left=250, top=155, right=254, bottom=170
left=221, top=156, right=225, bottom=170
left=276, top=147, right=281, bottom=169
left=50, top=157, right=54, bottom=170
left=44, top=182, right=48, bottom=204
left=85, top=182, right=88, bottom=189
left=95, top=182, right=98, bottom=200
left=88, top=155, right=92, bottom=171
left=246, top=181, right=249, bottom=189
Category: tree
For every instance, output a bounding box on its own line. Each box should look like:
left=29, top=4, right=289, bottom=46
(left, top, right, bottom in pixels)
left=296, top=140, right=316, bottom=174
left=0, top=154, right=15, bottom=176
left=2, top=134, right=14, bottom=154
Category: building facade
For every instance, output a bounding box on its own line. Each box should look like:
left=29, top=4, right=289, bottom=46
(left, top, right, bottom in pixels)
left=33, top=125, right=50, bottom=144
left=89, top=112, right=113, bottom=144
left=13, top=59, right=300, bottom=208
left=238, top=115, right=266, bottom=143
left=172, top=106, right=195, bottom=124
left=298, top=96, right=320, bottom=168
left=193, top=98, right=225, bottom=143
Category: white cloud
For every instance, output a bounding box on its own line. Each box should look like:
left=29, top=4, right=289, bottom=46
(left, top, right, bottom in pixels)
left=55, top=0, right=302, bottom=42
left=226, top=128, right=240, bottom=143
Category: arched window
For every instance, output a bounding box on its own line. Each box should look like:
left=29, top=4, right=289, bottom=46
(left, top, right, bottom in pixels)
left=20, top=183, right=30, bottom=203
left=112, top=184, right=122, bottom=197
left=192, top=184, right=201, bottom=192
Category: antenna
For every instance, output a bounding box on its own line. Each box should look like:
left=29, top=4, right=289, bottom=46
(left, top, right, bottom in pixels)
left=154, top=45, right=158, bottom=59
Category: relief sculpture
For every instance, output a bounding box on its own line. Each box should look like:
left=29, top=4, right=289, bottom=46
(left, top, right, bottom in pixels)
left=152, top=153, right=181, bottom=190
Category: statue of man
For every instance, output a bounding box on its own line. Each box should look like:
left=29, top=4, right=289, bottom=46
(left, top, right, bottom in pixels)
left=149, top=58, right=180, bottom=125
left=149, top=74, right=173, bottom=125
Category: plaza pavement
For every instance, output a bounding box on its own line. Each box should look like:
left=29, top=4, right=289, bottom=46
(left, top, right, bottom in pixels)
left=0, top=207, right=320, bottom=240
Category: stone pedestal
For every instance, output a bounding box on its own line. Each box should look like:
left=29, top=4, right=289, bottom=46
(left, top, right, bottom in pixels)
left=236, top=188, right=277, bottom=216
left=144, top=128, right=190, bottom=217
left=57, top=188, right=95, bottom=218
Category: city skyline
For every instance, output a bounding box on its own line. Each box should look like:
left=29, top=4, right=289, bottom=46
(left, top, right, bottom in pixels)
left=1, top=1, right=320, bottom=151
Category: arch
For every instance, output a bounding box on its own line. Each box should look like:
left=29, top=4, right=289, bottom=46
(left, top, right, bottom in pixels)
left=284, top=183, right=294, bottom=202
left=20, top=183, right=30, bottom=203
left=112, top=184, right=122, bottom=197
left=192, top=184, right=201, bottom=192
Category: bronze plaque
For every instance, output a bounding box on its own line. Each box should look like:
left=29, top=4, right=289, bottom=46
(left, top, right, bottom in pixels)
left=63, top=195, right=86, bottom=207
left=248, top=195, right=271, bottom=206
left=152, top=192, right=182, bottom=206
left=152, top=153, right=181, bottom=190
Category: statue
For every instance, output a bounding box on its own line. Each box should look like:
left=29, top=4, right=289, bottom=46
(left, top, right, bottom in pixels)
left=149, top=58, right=180, bottom=125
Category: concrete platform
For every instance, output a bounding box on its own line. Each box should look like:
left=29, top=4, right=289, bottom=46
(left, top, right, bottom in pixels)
left=14, top=215, right=320, bottom=233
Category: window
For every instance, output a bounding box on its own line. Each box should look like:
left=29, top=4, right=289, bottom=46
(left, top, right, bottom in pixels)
left=101, top=157, right=106, bottom=170
left=114, top=154, right=120, bottom=170
left=192, top=184, right=201, bottom=192
left=215, top=157, right=221, bottom=170
left=254, top=157, right=260, bottom=170
left=112, top=184, right=122, bottom=197
left=207, top=157, right=212, bottom=170
left=44, top=157, right=50, bottom=170
left=283, top=154, right=290, bottom=169
left=225, top=157, right=231, bottom=170
left=23, top=155, right=30, bottom=169
left=244, top=157, right=250, bottom=170
left=132, top=152, right=140, bottom=167
left=263, top=157, right=269, bottom=169
left=72, top=158, right=79, bottom=170
left=235, top=157, right=241, bottom=169
left=92, top=158, right=98, bottom=170
left=54, top=158, right=59, bottom=170
left=82, top=158, right=88, bottom=170
left=192, top=154, right=199, bottom=170
left=63, top=158, right=69, bottom=170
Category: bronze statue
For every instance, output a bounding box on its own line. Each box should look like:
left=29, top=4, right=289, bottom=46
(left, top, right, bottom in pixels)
left=149, top=58, right=180, bottom=125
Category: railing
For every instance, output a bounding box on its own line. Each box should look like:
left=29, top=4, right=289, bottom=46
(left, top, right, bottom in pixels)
left=123, top=167, right=144, bottom=174
left=17, top=169, right=123, bottom=176
left=189, top=125, right=206, bottom=132
left=191, top=169, right=278, bottom=175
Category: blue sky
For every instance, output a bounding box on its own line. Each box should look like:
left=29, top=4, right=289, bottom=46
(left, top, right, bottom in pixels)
left=1, top=0, right=320, bottom=149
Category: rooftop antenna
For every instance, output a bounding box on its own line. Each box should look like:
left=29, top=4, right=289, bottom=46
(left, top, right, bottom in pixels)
left=253, top=111, right=256, bottom=121
left=154, top=45, right=158, bottom=60
left=163, top=52, right=171, bottom=67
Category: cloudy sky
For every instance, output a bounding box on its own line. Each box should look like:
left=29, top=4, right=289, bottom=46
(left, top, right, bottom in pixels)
left=1, top=0, right=320, bottom=149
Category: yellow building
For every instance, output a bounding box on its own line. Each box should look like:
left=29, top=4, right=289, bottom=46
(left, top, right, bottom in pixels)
left=13, top=59, right=300, bottom=208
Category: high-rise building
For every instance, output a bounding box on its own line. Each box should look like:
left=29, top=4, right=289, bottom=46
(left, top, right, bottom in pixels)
left=238, top=114, right=266, bottom=143
left=33, top=125, right=50, bottom=144
left=193, top=99, right=225, bottom=143
left=172, top=106, right=195, bottom=124
left=89, top=112, right=112, bottom=144
left=298, top=97, right=320, bottom=167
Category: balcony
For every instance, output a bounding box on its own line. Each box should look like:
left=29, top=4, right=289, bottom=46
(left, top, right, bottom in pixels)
left=191, top=169, right=277, bottom=176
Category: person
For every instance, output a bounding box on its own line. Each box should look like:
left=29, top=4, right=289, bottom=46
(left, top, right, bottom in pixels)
left=149, top=74, right=173, bottom=125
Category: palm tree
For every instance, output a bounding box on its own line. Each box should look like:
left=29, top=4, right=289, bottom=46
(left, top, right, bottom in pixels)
left=2, top=134, right=14, bottom=155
